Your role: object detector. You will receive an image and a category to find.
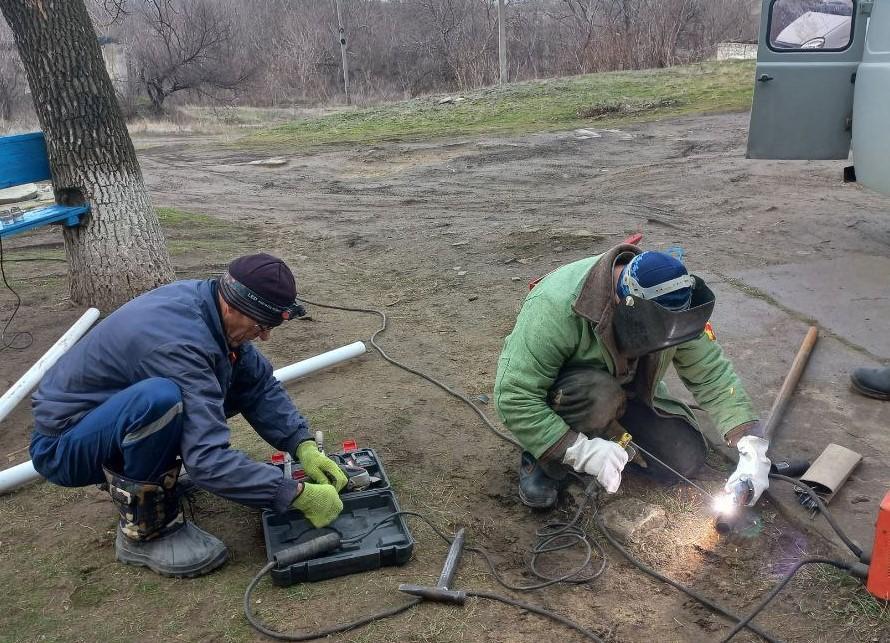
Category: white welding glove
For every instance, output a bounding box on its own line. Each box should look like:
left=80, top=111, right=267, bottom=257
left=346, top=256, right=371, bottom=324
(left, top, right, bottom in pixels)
left=725, top=435, right=771, bottom=506
left=562, top=434, right=629, bottom=493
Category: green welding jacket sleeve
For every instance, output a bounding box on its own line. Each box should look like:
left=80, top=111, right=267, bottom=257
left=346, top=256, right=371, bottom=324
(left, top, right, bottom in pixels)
left=671, top=332, right=759, bottom=437
left=494, top=290, right=582, bottom=458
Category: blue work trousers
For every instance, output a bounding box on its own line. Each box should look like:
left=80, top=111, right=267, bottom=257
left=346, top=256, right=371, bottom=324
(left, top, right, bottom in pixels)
left=30, top=378, right=184, bottom=485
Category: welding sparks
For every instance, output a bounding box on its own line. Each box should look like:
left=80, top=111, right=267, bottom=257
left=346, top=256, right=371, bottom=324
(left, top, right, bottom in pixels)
left=712, top=493, right=737, bottom=515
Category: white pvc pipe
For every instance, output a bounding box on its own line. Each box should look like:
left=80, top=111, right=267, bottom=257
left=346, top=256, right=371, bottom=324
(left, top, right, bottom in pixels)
left=0, top=308, right=100, bottom=495
left=0, top=461, right=38, bottom=494
left=0, top=307, right=100, bottom=425
left=0, top=339, right=367, bottom=494
left=273, top=341, right=366, bottom=383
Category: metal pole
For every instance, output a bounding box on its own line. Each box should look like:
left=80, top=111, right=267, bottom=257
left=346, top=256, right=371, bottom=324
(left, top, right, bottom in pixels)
left=497, top=0, right=507, bottom=84
left=762, top=326, right=819, bottom=442
left=334, top=0, right=350, bottom=105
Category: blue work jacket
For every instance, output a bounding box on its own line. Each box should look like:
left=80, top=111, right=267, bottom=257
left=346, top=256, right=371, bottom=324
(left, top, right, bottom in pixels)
left=32, top=279, right=308, bottom=513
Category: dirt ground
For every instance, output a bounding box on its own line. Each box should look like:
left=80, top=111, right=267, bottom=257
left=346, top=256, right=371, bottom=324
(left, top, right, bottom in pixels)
left=1, top=111, right=889, bottom=642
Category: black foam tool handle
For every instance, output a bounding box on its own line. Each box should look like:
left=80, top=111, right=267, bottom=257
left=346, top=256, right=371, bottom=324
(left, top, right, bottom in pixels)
left=771, top=459, right=810, bottom=478
left=274, top=532, right=342, bottom=567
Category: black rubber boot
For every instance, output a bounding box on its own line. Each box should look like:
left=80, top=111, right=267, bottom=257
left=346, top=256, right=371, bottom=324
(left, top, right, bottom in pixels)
left=114, top=522, right=228, bottom=578
left=851, top=366, right=890, bottom=401
left=103, top=465, right=228, bottom=578
left=518, top=451, right=560, bottom=509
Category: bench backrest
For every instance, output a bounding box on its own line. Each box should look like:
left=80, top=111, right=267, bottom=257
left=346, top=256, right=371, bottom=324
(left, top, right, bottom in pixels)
left=0, top=132, right=52, bottom=190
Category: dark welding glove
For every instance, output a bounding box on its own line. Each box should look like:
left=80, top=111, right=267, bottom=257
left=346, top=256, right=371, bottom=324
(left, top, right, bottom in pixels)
left=292, top=482, right=344, bottom=528
left=296, top=440, right=348, bottom=491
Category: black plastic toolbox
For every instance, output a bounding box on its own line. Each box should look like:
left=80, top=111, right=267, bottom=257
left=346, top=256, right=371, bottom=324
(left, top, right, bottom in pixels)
left=331, top=448, right=391, bottom=491
left=261, top=448, right=413, bottom=586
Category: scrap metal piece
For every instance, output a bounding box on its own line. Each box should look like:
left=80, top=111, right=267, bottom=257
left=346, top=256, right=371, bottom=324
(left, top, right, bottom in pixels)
left=798, top=443, right=863, bottom=505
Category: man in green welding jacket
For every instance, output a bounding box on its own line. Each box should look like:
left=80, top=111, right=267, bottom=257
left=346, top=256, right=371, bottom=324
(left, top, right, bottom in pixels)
left=494, top=244, right=770, bottom=509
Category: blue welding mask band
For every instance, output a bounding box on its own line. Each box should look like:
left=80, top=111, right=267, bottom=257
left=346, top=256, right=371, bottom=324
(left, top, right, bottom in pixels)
left=219, top=272, right=305, bottom=328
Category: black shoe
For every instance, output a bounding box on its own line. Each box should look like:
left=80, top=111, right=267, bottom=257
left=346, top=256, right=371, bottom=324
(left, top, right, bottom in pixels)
left=851, top=366, right=890, bottom=401
left=518, top=452, right=559, bottom=509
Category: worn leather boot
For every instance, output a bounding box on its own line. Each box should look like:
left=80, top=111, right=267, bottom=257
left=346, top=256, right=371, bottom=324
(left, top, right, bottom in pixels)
left=851, top=366, right=890, bottom=401
left=104, top=465, right=228, bottom=578
left=518, top=451, right=560, bottom=509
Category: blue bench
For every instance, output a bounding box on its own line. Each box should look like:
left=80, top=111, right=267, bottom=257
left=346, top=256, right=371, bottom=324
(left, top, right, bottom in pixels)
left=0, top=132, right=89, bottom=240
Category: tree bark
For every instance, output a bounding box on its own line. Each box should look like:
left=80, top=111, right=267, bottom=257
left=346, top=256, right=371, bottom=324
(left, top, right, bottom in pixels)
left=0, top=0, right=174, bottom=310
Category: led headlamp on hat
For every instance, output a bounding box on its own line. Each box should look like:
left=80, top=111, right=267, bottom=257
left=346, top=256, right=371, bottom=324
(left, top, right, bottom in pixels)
left=219, top=271, right=305, bottom=328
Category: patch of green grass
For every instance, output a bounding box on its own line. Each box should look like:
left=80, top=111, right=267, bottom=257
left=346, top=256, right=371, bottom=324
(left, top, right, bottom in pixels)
left=155, top=206, right=252, bottom=269
left=803, top=564, right=890, bottom=636
left=156, top=206, right=220, bottom=227
left=245, top=61, right=754, bottom=149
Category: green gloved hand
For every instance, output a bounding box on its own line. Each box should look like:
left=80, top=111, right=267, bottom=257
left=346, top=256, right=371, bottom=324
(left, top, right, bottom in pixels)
left=292, top=482, right=344, bottom=528
left=296, top=440, right=348, bottom=491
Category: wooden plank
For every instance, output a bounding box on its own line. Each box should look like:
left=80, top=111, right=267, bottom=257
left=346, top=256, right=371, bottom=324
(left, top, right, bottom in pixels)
left=0, top=132, right=52, bottom=189
left=0, top=204, right=88, bottom=240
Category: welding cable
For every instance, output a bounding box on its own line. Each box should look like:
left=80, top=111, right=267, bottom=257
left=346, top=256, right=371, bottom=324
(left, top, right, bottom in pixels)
left=293, top=296, right=812, bottom=642
left=244, top=566, right=421, bottom=642
left=465, top=590, right=604, bottom=641
left=296, top=296, right=521, bottom=448
left=719, top=557, right=853, bottom=643
left=299, top=298, right=610, bottom=585
left=340, top=507, right=606, bottom=590
left=244, top=510, right=606, bottom=642
left=593, top=513, right=781, bottom=643
left=768, top=474, right=865, bottom=560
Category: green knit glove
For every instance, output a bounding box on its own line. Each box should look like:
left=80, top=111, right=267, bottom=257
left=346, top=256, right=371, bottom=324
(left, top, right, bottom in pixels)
left=296, top=441, right=348, bottom=491
left=292, top=482, right=344, bottom=528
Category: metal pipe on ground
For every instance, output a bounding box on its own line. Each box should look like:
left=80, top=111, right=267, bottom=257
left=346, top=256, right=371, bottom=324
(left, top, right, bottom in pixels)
left=0, top=340, right=367, bottom=495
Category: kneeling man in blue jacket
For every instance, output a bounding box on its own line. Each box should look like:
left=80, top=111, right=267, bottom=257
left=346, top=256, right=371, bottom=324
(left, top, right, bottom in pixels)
left=30, top=253, right=347, bottom=577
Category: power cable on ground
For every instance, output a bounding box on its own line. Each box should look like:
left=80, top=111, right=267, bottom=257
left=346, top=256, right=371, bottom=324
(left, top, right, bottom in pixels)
left=0, top=237, right=34, bottom=353
left=246, top=296, right=867, bottom=642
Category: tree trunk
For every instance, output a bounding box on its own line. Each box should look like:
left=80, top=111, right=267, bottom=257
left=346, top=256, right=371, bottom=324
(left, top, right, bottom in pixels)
left=0, top=0, right=174, bottom=310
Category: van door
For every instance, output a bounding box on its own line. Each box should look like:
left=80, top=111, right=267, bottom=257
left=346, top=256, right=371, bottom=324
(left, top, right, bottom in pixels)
left=747, top=0, right=868, bottom=159
left=851, top=0, right=890, bottom=194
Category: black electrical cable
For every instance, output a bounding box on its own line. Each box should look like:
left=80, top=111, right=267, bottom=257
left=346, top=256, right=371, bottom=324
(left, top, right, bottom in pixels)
left=719, top=558, right=853, bottom=643
left=593, top=513, right=781, bottom=643
left=705, top=475, right=870, bottom=643
left=296, top=296, right=521, bottom=448
left=299, top=297, right=610, bottom=588
left=465, top=590, right=604, bottom=640
left=0, top=237, right=34, bottom=353
left=469, top=482, right=607, bottom=590
left=244, top=510, right=606, bottom=642
left=244, top=564, right=422, bottom=642
left=281, top=296, right=863, bottom=643
left=769, top=473, right=864, bottom=560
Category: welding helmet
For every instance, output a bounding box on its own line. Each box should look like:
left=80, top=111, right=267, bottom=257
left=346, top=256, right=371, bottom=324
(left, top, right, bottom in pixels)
left=612, top=252, right=715, bottom=357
